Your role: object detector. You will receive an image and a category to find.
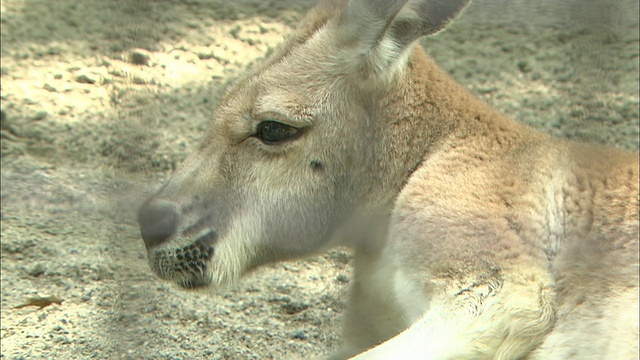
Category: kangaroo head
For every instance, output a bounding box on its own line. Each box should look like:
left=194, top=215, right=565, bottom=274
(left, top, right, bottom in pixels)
left=138, top=0, right=471, bottom=289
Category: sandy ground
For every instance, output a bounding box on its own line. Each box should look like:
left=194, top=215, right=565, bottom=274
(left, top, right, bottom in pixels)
left=1, top=0, right=638, bottom=359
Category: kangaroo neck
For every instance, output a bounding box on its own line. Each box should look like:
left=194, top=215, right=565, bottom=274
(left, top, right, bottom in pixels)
left=373, top=47, right=480, bottom=195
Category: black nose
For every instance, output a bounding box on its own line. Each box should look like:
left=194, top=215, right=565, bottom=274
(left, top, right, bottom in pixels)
left=138, top=200, right=178, bottom=249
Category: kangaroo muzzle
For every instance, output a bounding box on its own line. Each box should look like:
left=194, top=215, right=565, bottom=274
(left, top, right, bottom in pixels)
left=138, top=200, right=179, bottom=249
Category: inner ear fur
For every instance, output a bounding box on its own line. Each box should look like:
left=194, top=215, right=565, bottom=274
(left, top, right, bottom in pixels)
left=403, top=0, right=472, bottom=39
left=336, top=0, right=472, bottom=74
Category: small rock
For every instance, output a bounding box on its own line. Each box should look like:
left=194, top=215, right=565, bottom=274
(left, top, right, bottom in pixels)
left=29, top=111, right=48, bottom=121
left=131, top=75, right=154, bottom=85
left=27, top=264, right=47, bottom=277
left=192, top=45, right=214, bottom=60
left=335, top=274, right=349, bottom=283
left=171, top=50, right=199, bottom=63
left=43, top=83, right=57, bottom=92
left=76, top=73, right=97, bottom=84
left=129, top=48, right=152, bottom=66
left=26, top=263, right=46, bottom=277
left=291, top=330, right=307, bottom=340
left=281, top=301, right=310, bottom=315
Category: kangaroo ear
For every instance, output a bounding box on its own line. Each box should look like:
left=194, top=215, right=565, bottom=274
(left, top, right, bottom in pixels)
left=336, top=0, right=471, bottom=76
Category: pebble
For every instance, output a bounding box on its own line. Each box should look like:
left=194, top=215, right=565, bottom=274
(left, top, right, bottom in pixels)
left=43, top=83, right=57, bottom=92
left=192, top=45, right=214, bottom=60
left=29, top=111, right=48, bottom=121
left=171, top=50, right=200, bottom=63
left=26, top=263, right=46, bottom=277
left=75, top=73, right=97, bottom=84
left=128, top=48, right=152, bottom=66
left=291, top=330, right=307, bottom=340
left=281, top=301, right=310, bottom=314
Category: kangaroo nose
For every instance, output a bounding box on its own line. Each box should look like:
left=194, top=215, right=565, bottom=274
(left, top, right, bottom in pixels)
left=138, top=200, right=178, bottom=249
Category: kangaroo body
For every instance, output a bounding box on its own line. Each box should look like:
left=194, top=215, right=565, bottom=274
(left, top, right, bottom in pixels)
left=138, top=1, right=639, bottom=358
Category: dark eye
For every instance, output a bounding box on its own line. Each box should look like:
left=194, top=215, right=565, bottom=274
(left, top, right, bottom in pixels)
left=256, top=121, right=298, bottom=144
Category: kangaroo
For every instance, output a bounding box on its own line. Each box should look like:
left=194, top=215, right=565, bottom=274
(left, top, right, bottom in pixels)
left=137, top=0, right=639, bottom=358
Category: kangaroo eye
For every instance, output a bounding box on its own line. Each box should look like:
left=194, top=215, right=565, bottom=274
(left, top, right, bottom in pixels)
left=256, top=121, right=298, bottom=144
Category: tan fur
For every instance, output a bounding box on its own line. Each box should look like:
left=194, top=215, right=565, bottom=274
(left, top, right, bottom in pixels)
left=139, top=0, right=639, bottom=358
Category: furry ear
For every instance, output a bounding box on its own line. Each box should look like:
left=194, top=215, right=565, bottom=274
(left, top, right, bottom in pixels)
left=335, top=0, right=471, bottom=76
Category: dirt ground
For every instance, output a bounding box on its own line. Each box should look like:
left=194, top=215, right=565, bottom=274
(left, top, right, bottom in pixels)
left=1, top=0, right=638, bottom=359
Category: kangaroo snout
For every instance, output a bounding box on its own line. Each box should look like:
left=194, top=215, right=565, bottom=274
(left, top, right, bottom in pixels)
left=139, top=195, right=220, bottom=289
left=138, top=199, right=179, bottom=249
